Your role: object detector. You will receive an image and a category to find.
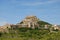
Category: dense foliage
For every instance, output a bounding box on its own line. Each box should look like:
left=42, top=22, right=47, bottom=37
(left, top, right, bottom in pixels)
left=38, top=21, right=51, bottom=25
left=0, top=28, right=60, bottom=40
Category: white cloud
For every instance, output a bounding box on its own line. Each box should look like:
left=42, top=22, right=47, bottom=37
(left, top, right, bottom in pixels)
left=16, top=16, right=19, bottom=18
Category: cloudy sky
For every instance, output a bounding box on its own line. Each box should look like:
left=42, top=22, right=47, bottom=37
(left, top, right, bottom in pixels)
left=0, top=0, right=60, bottom=26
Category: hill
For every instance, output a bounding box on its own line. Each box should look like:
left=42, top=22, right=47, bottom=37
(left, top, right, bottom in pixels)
left=0, top=15, right=60, bottom=40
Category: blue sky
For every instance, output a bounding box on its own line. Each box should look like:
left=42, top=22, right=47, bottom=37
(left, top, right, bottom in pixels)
left=0, top=0, right=60, bottom=26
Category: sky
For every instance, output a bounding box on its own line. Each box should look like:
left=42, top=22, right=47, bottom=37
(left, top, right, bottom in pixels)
left=0, top=0, right=60, bottom=26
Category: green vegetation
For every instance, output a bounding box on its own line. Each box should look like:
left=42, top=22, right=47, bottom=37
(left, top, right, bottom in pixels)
left=0, top=19, right=59, bottom=40
left=38, top=21, right=51, bottom=25
left=0, top=27, right=60, bottom=40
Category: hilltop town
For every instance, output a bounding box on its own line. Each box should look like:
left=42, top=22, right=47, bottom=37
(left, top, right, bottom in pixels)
left=0, top=15, right=60, bottom=40
left=0, top=15, right=60, bottom=33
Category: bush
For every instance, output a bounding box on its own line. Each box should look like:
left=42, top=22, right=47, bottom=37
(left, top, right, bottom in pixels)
left=0, top=32, right=2, bottom=37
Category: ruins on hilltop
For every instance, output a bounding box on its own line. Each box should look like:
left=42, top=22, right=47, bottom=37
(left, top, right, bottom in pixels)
left=0, top=15, right=60, bottom=33
left=0, top=15, right=40, bottom=32
left=16, top=15, right=40, bottom=29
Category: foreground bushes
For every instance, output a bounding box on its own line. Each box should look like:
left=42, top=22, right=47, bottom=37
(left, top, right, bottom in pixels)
left=0, top=27, right=60, bottom=40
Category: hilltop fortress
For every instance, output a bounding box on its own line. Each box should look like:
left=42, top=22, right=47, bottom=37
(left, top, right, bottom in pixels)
left=17, top=16, right=39, bottom=28
left=0, top=16, right=40, bottom=32
left=0, top=15, right=60, bottom=33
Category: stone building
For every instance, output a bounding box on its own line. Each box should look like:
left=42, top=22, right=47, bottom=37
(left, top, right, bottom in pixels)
left=0, top=16, right=40, bottom=30
left=44, top=25, right=49, bottom=29
left=0, top=24, right=11, bottom=33
left=18, top=16, right=39, bottom=29
left=52, top=25, right=60, bottom=30
left=0, top=15, right=53, bottom=33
